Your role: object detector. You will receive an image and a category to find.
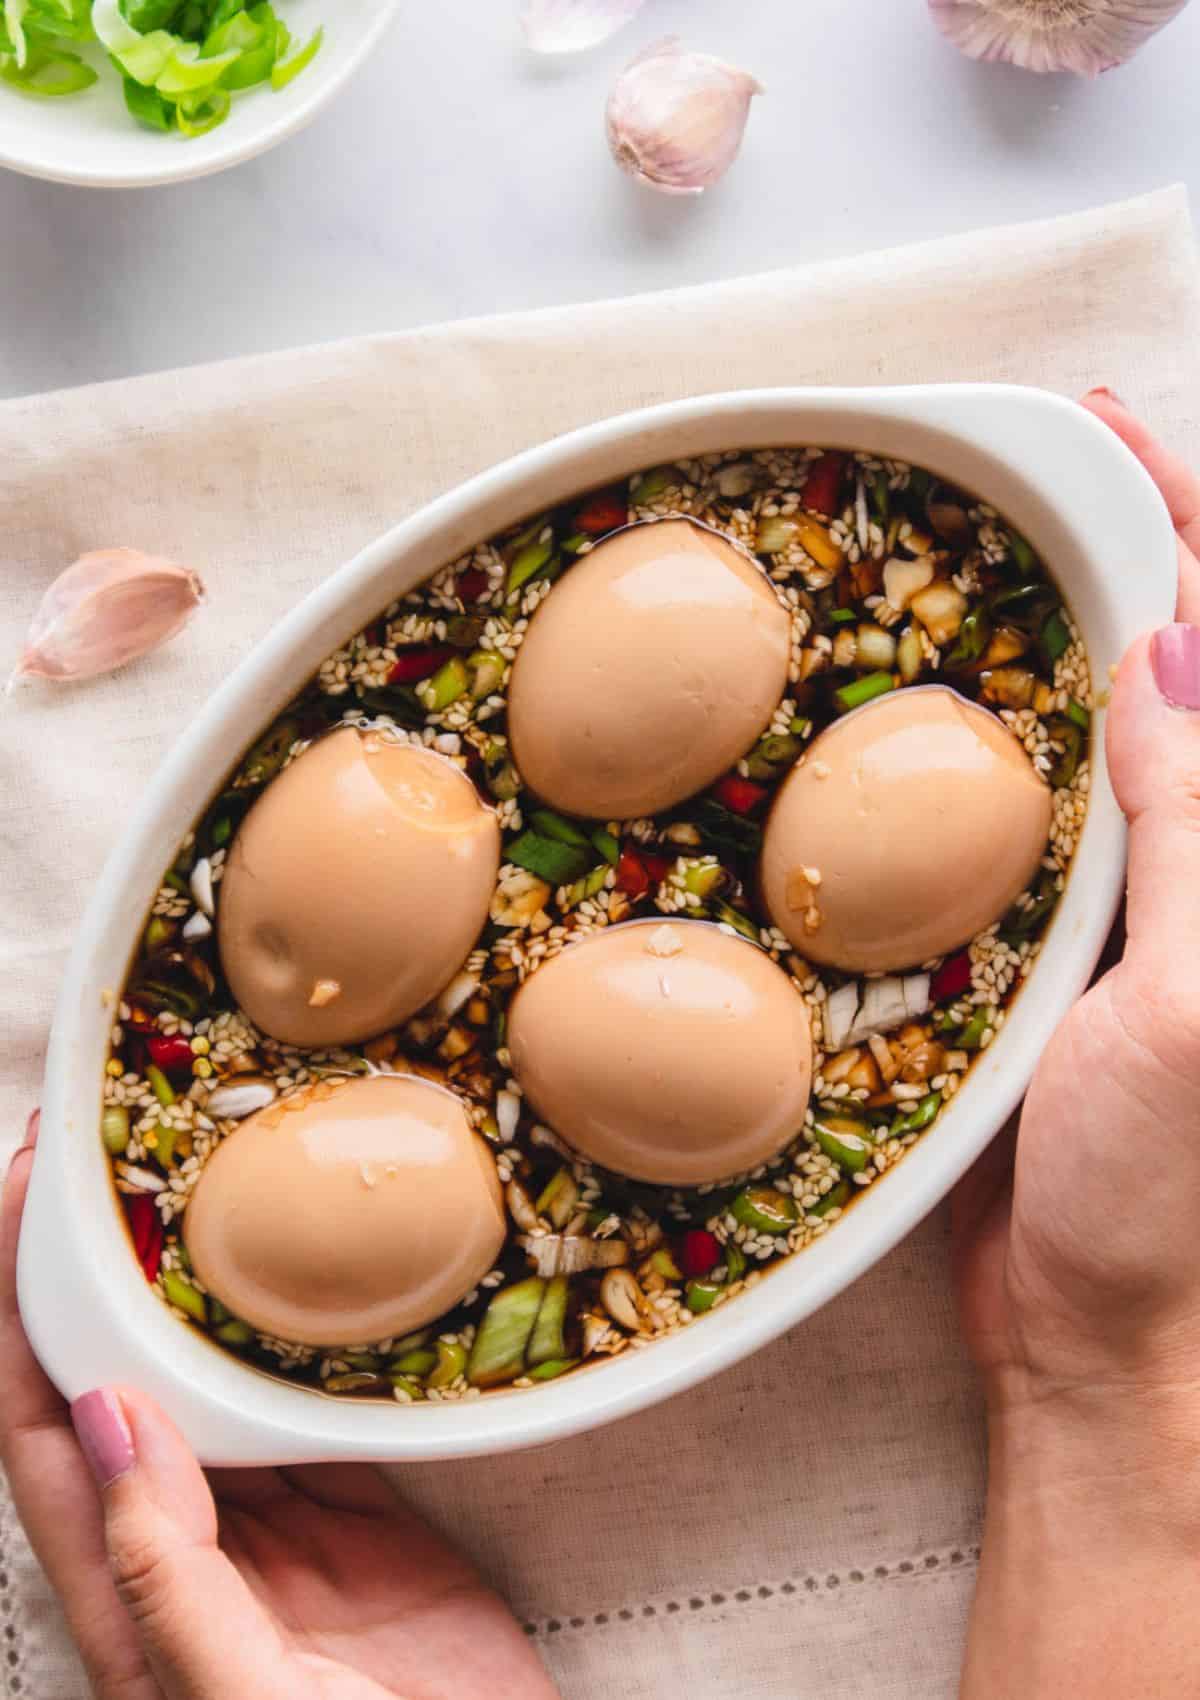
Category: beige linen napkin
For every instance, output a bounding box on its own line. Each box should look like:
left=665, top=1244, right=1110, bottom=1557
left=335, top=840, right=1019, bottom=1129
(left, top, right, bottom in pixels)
left=2, top=185, right=1198, bottom=1700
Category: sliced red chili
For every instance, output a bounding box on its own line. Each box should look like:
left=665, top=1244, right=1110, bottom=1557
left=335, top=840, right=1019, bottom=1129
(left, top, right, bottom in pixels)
left=575, top=490, right=628, bottom=535
left=712, top=774, right=768, bottom=815
left=145, top=1034, right=195, bottom=1077
left=930, top=951, right=972, bottom=1004
left=387, top=645, right=453, bottom=685
left=803, top=451, right=847, bottom=519
left=616, top=847, right=651, bottom=899
left=641, top=852, right=673, bottom=884
left=457, top=567, right=489, bottom=602
left=679, top=1229, right=722, bottom=1279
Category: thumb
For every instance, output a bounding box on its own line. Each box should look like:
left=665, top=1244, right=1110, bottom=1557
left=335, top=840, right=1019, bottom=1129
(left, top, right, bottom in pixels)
left=71, top=1388, right=290, bottom=1700
left=1107, top=624, right=1200, bottom=999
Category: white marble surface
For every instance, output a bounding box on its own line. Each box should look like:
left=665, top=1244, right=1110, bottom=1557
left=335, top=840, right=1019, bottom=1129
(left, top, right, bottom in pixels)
left=2, top=0, right=1198, bottom=401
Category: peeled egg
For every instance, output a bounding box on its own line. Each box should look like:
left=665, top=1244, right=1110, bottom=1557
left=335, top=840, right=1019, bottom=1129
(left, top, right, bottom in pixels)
left=217, top=727, right=500, bottom=1047
left=760, top=686, right=1053, bottom=972
left=507, top=518, right=790, bottom=818
left=508, top=919, right=812, bottom=1186
left=183, top=1074, right=505, bottom=1347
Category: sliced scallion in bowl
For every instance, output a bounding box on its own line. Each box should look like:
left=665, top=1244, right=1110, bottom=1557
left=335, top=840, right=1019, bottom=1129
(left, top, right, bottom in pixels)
left=0, top=0, right=320, bottom=136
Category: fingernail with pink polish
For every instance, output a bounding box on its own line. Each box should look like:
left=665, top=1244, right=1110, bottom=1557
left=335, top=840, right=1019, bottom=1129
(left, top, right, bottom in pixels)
left=71, top=1390, right=135, bottom=1488
left=1088, top=385, right=1129, bottom=407
left=1151, top=624, right=1200, bottom=710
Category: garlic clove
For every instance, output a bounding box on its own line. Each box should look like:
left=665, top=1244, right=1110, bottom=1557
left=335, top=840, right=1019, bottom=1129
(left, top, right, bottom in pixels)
left=927, top=0, right=1189, bottom=75
left=13, top=547, right=204, bottom=684
left=520, top=0, right=646, bottom=54
left=605, top=37, right=762, bottom=196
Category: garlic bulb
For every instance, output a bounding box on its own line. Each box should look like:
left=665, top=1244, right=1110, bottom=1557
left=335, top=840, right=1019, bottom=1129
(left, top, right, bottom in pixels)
left=927, top=0, right=1189, bottom=74
left=520, top=0, right=646, bottom=53
left=13, top=547, right=204, bottom=683
left=605, top=37, right=762, bottom=195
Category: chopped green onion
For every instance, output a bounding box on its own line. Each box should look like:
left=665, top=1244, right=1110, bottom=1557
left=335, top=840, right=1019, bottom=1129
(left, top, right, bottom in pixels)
left=466, top=1278, right=544, bottom=1388
left=1, top=42, right=96, bottom=91
left=1008, top=532, right=1036, bottom=574
left=506, top=831, right=590, bottom=886
left=1065, top=697, right=1090, bottom=731
left=590, top=826, right=620, bottom=866
left=146, top=1064, right=175, bottom=1108
left=102, top=1106, right=130, bottom=1155
left=505, top=538, right=554, bottom=598
left=162, top=1271, right=207, bottom=1324
left=527, top=1274, right=569, bottom=1367
left=1040, top=608, right=1071, bottom=664
left=833, top=671, right=894, bottom=713
left=527, top=1357, right=579, bottom=1382
left=268, top=18, right=317, bottom=86
left=530, top=809, right=590, bottom=847
left=176, top=83, right=228, bottom=131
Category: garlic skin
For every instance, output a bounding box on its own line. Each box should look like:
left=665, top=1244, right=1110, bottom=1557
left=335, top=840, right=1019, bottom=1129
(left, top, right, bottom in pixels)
left=605, top=38, right=762, bottom=196
left=14, top=547, right=204, bottom=682
left=520, top=0, right=646, bottom=54
left=927, top=0, right=1190, bottom=74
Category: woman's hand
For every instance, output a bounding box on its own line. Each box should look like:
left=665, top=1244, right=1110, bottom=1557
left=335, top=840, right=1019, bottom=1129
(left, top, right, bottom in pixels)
left=956, top=391, right=1200, bottom=1697
left=1, top=1114, right=559, bottom=1700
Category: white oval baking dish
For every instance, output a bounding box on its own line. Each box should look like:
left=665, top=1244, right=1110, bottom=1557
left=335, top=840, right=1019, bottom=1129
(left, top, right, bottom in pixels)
left=19, top=385, right=1176, bottom=1464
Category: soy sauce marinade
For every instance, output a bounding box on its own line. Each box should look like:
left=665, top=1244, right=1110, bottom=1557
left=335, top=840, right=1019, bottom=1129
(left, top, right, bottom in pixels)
left=102, top=447, right=1091, bottom=1402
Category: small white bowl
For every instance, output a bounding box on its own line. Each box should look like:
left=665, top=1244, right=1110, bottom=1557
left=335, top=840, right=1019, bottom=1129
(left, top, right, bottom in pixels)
left=0, top=0, right=397, bottom=188
left=20, top=386, right=1176, bottom=1463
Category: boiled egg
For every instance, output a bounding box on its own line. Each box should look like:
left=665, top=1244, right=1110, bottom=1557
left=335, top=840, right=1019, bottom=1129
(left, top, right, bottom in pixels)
left=183, top=1074, right=505, bottom=1347
left=217, top=727, right=499, bottom=1047
left=760, top=686, right=1053, bottom=972
left=507, top=919, right=812, bottom=1186
left=507, top=518, right=790, bottom=819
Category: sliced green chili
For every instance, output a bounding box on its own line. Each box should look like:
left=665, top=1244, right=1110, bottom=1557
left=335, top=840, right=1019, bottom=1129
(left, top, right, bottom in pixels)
left=1065, top=697, right=1091, bottom=731
left=686, top=1279, right=722, bottom=1313
left=813, top=1118, right=873, bottom=1174
left=730, top=1187, right=798, bottom=1236
left=723, top=1242, right=747, bottom=1281
left=811, top=1179, right=852, bottom=1219
left=957, top=1007, right=992, bottom=1050
left=1008, top=532, right=1036, bottom=574
left=711, top=900, right=759, bottom=944
left=891, top=1091, right=942, bottom=1137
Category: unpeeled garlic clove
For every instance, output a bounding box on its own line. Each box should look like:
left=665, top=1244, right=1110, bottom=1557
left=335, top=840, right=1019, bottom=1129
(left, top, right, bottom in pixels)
left=13, top=547, right=204, bottom=684
left=927, top=0, right=1189, bottom=74
left=520, top=0, right=646, bottom=53
left=605, top=37, right=762, bottom=195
